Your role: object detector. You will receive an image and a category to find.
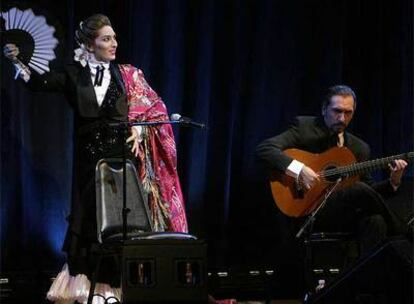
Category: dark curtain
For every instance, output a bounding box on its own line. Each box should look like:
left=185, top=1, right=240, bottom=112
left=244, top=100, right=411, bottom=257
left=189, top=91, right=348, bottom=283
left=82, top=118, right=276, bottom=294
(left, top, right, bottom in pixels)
left=1, top=0, right=413, bottom=276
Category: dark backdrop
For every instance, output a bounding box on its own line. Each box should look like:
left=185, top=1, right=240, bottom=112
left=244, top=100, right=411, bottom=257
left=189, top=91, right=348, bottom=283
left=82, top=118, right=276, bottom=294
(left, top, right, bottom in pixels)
left=1, top=0, right=413, bottom=285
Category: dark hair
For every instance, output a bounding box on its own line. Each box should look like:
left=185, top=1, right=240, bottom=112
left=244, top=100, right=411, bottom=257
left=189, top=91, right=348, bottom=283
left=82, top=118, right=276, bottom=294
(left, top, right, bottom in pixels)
left=75, top=14, right=112, bottom=47
left=322, top=85, right=357, bottom=110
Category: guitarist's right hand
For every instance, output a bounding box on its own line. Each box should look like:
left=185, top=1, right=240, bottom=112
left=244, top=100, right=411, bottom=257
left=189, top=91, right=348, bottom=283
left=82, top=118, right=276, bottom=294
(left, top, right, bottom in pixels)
left=299, top=166, right=320, bottom=190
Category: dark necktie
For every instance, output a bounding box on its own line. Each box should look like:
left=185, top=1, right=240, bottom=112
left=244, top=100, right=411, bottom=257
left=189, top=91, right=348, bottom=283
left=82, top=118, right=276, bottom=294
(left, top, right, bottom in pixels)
left=330, top=133, right=340, bottom=147
left=94, top=65, right=104, bottom=86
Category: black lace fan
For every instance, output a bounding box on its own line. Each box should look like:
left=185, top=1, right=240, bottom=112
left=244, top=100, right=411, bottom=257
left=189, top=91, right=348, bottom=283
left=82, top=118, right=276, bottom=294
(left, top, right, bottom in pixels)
left=1, top=7, right=58, bottom=74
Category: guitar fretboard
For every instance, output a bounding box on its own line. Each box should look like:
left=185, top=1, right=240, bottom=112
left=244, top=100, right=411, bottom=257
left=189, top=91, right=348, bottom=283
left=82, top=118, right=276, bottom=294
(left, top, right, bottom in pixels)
left=322, top=152, right=414, bottom=178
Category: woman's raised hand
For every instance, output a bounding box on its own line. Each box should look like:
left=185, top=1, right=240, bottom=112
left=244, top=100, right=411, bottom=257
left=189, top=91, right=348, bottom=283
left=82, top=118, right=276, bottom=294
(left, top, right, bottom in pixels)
left=3, top=43, right=20, bottom=62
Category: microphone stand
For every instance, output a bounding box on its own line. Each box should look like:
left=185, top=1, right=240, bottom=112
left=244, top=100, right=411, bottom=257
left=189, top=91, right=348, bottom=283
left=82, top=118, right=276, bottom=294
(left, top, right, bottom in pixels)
left=297, top=177, right=343, bottom=303
left=296, top=177, right=343, bottom=239
left=109, top=119, right=200, bottom=242
left=87, top=118, right=203, bottom=304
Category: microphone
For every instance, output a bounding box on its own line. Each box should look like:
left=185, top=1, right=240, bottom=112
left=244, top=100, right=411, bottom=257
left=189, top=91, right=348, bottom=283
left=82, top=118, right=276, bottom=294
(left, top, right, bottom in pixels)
left=170, top=113, right=206, bottom=129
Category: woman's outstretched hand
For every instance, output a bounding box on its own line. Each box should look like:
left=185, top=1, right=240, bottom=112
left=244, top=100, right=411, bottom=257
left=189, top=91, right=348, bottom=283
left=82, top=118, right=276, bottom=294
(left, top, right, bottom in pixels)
left=126, top=127, right=140, bottom=157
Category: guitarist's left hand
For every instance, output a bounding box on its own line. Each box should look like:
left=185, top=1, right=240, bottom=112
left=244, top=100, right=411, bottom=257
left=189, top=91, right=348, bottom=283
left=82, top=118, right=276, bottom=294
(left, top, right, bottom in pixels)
left=389, top=159, right=408, bottom=189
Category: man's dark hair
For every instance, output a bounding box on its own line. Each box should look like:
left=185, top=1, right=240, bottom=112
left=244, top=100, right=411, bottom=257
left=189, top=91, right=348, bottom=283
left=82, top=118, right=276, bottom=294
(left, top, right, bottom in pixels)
left=322, top=85, right=357, bottom=110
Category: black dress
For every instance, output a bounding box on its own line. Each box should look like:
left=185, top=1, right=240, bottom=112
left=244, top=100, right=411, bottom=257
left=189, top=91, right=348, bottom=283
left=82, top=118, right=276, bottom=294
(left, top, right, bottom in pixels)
left=24, top=63, right=133, bottom=283
left=66, top=76, right=137, bottom=282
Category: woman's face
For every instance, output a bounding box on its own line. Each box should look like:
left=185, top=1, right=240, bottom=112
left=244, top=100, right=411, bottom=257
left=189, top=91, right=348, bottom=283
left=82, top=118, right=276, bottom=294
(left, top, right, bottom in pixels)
left=89, top=25, right=117, bottom=62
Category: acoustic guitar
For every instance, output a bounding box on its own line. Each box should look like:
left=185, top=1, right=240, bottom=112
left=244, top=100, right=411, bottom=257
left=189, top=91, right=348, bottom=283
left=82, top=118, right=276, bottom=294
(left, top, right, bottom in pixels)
left=270, top=147, right=413, bottom=218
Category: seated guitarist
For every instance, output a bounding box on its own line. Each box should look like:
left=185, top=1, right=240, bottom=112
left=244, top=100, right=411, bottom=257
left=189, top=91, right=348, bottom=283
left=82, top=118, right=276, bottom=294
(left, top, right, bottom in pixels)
left=256, top=85, right=408, bottom=253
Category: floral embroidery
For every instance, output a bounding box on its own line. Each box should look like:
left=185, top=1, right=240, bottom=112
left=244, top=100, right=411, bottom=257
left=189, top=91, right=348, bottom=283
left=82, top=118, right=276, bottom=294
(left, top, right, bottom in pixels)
left=118, top=64, right=188, bottom=233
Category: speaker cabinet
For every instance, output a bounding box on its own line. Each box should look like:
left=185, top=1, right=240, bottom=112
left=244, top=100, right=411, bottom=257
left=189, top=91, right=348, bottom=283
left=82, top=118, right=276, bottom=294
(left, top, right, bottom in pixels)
left=121, top=239, right=207, bottom=303
left=307, top=238, right=413, bottom=304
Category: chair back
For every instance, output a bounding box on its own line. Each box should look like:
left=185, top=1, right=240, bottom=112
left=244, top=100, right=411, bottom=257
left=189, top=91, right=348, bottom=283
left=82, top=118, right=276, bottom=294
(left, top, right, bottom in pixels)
left=95, top=158, right=153, bottom=243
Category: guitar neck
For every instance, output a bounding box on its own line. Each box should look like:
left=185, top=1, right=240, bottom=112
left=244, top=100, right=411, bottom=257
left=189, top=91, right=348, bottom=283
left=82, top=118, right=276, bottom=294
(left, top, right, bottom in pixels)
left=327, top=152, right=414, bottom=178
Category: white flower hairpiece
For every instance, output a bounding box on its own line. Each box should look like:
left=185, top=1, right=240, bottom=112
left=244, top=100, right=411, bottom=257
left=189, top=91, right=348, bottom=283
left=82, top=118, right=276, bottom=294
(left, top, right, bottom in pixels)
left=73, top=43, right=89, bottom=67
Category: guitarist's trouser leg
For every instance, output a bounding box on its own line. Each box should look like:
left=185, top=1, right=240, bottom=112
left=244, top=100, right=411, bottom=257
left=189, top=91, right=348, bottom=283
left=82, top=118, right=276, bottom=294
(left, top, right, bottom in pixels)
left=357, top=214, right=387, bottom=254
left=313, top=182, right=404, bottom=254
left=349, top=182, right=405, bottom=236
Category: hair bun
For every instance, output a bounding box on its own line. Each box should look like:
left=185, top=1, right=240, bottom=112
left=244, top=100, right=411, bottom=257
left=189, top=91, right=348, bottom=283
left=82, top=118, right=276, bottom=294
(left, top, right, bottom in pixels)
left=74, top=14, right=111, bottom=47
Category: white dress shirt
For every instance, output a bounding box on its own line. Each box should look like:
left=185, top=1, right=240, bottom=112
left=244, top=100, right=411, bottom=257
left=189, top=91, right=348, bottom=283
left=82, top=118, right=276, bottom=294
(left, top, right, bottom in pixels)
left=87, top=54, right=111, bottom=107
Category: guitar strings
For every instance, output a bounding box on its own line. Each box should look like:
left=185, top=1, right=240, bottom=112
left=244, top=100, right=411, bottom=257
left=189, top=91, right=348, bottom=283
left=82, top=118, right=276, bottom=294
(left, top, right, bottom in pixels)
left=317, top=152, right=413, bottom=179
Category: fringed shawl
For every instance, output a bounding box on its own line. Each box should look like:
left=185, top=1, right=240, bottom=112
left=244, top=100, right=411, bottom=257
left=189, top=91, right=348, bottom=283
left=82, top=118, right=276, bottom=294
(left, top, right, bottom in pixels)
left=118, top=64, right=188, bottom=233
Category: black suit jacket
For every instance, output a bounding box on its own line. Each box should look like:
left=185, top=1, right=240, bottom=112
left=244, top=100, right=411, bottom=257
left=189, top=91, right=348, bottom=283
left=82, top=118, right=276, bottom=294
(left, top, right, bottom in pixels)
left=23, top=62, right=128, bottom=120
left=256, top=116, right=394, bottom=196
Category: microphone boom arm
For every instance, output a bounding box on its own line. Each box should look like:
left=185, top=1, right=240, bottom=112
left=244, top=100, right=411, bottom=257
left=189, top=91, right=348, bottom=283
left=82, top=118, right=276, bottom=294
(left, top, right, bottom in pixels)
left=108, top=113, right=206, bottom=129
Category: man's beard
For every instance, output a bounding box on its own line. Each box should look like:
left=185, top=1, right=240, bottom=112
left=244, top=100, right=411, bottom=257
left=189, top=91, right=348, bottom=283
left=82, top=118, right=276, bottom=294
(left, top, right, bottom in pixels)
left=332, top=123, right=346, bottom=133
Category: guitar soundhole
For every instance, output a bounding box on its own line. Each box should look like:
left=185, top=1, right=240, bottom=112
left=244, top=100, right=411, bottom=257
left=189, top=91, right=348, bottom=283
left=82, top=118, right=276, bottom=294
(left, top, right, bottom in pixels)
left=322, top=165, right=342, bottom=183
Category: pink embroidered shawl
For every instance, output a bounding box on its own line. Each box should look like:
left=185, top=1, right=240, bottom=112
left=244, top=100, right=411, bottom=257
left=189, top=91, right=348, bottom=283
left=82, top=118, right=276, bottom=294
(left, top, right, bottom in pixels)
left=118, top=64, right=188, bottom=233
